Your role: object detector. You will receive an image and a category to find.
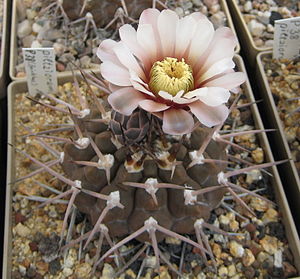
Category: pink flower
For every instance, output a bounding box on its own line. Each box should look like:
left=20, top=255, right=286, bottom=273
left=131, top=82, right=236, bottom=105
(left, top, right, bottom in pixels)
left=97, top=9, right=245, bottom=135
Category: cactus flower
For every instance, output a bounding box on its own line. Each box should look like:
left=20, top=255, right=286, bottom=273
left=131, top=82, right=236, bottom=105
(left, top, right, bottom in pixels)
left=97, top=8, right=245, bottom=135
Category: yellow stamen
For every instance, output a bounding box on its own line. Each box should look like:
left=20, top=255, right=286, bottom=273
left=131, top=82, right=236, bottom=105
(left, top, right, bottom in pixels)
left=149, top=57, right=194, bottom=97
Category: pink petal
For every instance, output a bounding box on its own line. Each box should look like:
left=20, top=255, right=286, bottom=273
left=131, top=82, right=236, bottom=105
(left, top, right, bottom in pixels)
left=197, top=58, right=235, bottom=84
left=203, top=72, right=246, bottom=90
left=138, top=99, right=170, bottom=112
left=97, top=39, right=121, bottom=65
left=130, top=71, right=155, bottom=97
left=162, top=109, right=194, bottom=135
left=198, top=87, right=230, bottom=107
left=175, top=16, right=197, bottom=58
left=100, top=61, right=131, bottom=86
left=183, top=87, right=208, bottom=99
left=107, top=87, right=145, bottom=115
left=138, top=8, right=162, bottom=61
left=119, top=24, right=151, bottom=70
left=157, top=10, right=179, bottom=57
left=139, top=8, right=160, bottom=26
left=136, top=24, right=158, bottom=62
left=197, top=27, right=237, bottom=75
left=189, top=101, right=229, bottom=127
left=186, top=19, right=214, bottom=67
left=113, top=42, right=146, bottom=80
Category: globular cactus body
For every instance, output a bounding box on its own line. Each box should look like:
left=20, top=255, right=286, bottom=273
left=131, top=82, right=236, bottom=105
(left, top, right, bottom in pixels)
left=62, top=105, right=227, bottom=242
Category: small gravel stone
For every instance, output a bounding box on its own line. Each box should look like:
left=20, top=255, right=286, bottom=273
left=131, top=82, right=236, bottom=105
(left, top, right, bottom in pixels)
left=62, top=267, right=73, bottom=277
left=75, top=262, right=92, bottom=278
left=259, top=235, right=278, bottom=255
left=248, top=20, right=266, bottom=36
left=218, top=265, right=228, bottom=277
left=17, top=19, right=32, bottom=38
left=100, top=263, right=115, bottom=279
left=15, top=223, right=31, bottom=237
left=229, top=241, right=245, bottom=258
left=49, top=259, right=61, bottom=275
left=251, top=148, right=264, bottom=163
left=242, top=248, right=255, bottom=266
left=228, top=264, right=237, bottom=277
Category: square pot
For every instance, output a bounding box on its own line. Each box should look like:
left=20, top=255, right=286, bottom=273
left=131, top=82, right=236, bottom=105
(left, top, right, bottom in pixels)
left=3, top=55, right=299, bottom=278
left=0, top=0, right=11, bottom=99
left=256, top=51, right=300, bottom=231
left=227, top=0, right=272, bottom=67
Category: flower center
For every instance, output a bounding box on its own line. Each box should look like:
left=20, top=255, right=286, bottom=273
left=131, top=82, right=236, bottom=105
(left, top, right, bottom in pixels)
left=149, top=57, right=194, bottom=97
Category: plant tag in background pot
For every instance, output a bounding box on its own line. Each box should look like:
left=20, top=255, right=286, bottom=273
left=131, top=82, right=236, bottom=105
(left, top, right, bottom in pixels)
left=22, top=48, right=58, bottom=97
left=273, top=17, right=300, bottom=60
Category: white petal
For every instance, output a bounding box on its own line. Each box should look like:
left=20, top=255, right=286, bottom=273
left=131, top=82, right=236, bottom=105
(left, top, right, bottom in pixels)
left=158, top=90, right=173, bottom=101
left=139, top=99, right=170, bottom=112
left=136, top=24, right=157, bottom=61
left=189, top=101, right=229, bottom=127
left=198, top=58, right=235, bottom=83
left=100, top=61, right=131, bottom=86
left=203, top=72, right=246, bottom=90
left=157, top=9, right=179, bottom=57
left=163, top=109, right=194, bottom=135
left=198, top=87, right=230, bottom=107
left=183, top=87, right=208, bottom=99
left=113, top=42, right=145, bottom=79
left=175, top=16, right=197, bottom=58
left=107, top=87, right=144, bottom=115
left=186, top=19, right=214, bottom=67
left=97, top=39, right=121, bottom=65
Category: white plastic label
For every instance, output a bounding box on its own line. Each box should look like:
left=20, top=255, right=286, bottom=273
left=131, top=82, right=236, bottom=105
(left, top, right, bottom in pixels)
left=22, top=48, right=58, bottom=96
left=273, top=17, right=300, bottom=60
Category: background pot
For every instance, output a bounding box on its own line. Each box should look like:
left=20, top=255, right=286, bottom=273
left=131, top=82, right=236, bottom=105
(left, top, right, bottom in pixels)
left=227, top=0, right=272, bottom=67
left=256, top=51, right=300, bottom=232
left=0, top=0, right=11, bottom=99
left=9, top=0, right=240, bottom=81
left=3, top=54, right=300, bottom=277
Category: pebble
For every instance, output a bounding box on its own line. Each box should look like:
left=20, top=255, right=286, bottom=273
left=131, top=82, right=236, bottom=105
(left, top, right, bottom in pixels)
left=36, top=261, right=49, bottom=275
left=100, top=263, right=115, bottom=279
left=212, top=243, right=222, bottom=258
left=251, top=147, right=264, bottom=163
left=32, top=22, right=42, bottom=33
left=244, top=1, right=252, bottom=12
left=22, top=34, right=35, bottom=48
left=229, top=241, right=245, bottom=258
left=242, top=249, right=255, bottom=266
left=246, top=169, right=262, bottom=184
left=250, top=197, right=268, bottom=212
left=62, top=267, right=73, bottom=277
left=210, top=12, right=226, bottom=28
left=14, top=223, right=31, bottom=237
left=227, top=264, right=237, bottom=277
left=26, top=8, right=37, bottom=20
left=218, top=265, right=228, bottom=277
left=248, top=19, right=266, bottom=36
left=49, top=259, right=61, bottom=275
left=257, top=11, right=271, bottom=25
left=31, top=40, right=42, bottom=48
left=265, top=39, right=274, bottom=47
left=17, top=19, right=32, bottom=38
left=262, top=208, right=278, bottom=223
left=259, top=235, right=278, bottom=254
left=75, top=263, right=92, bottom=278
left=269, top=11, right=283, bottom=25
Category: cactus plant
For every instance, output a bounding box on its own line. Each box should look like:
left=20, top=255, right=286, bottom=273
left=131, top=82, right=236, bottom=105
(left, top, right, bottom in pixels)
left=14, top=7, right=287, bottom=276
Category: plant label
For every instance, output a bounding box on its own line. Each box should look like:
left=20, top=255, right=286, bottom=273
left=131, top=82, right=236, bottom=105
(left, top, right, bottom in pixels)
left=22, top=48, right=58, bottom=97
left=273, top=17, right=300, bottom=60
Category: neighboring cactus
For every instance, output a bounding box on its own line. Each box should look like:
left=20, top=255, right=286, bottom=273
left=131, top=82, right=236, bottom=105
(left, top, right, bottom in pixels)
left=15, top=7, right=286, bottom=276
